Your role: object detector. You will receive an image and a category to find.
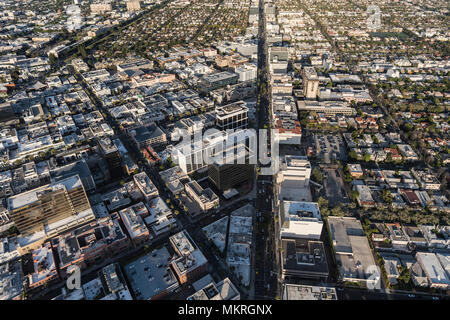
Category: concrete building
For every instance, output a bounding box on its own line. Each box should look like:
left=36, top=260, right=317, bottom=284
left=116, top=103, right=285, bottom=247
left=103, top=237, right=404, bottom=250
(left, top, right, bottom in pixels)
left=7, top=175, right=94, bottom=237
left=327, top=217, right=378, bottom=286
left=124, top=247, right=179, bottom=300
left=28, top=242, right=58, bottom=288
left=279, top=201, right=323, bottom=240
left=302, top=67, right=319, bottom=99
left=283, top=284, right=337, bottom=300
left=187, top=275, right=240, bottom=300
left=130, top=124, right=166, bottom=149
left=118, top=205, right=150, bottom=247
left=169, top=231, right=208, bottom=285
left=145, top=196, right=177, bottom=237
left=133, top=172, right=159, bottom=201
left=276, top=155, right=312, bottom=202
left=0, top=259, right=23, bottom=300
left=416, top=252, right=450, bottom=289
left=235, top=63, right=257, bottom=82
left=50, top=159, right=95, bottom=193
left=215, top=101, right=248, bottom=131
left=199, top=72, right=238, bottom=93
left=185, top=181, right=219, bottom=212
left=97, top=137, right=123, bottom=179
left=297, top=100, right=355, bottom=116
left=174, top=130, right=254, bottom=174
left=98, top=263, right=132, bottom=300
left=51, top=214, right=130, bottom=275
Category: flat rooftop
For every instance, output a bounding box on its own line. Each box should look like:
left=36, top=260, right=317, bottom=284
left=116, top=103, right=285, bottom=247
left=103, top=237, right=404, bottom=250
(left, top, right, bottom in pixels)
left=328, top=217, right=377, bottom=281
left=283, top=284, right=337, bottom=300
left=8, top=174, right=83, bottom=210
left=124, top=247, right=179, bottom=300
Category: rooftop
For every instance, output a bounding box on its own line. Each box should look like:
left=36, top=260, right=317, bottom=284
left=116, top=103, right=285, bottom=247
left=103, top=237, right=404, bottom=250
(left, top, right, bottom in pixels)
left=8, top=174, right=83, bottom=211
left=124, top=247, right=179, bottom=300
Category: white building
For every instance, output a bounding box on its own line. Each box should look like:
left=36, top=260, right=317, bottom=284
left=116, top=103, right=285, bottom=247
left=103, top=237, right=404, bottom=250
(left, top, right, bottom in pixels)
left=280, top=201, right=323, bottom=240
left=235, top=63, right=257, bottom=82
left=416, top=252, right=450, bottom=289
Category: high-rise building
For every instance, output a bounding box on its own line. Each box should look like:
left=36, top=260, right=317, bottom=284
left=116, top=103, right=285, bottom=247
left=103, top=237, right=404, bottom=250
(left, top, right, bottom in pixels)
left=175, top=130, right=255, bottom=174
left=208, top=142, right=254, bottom=192
left=302, top=66, right=319, bottom=99
left=7, top=175, right=92, bottom=236
left=98, top=137, right=123, bottom=179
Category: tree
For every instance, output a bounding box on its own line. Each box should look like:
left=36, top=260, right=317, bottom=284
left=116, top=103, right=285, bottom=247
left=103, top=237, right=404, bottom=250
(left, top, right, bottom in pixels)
left=350, top=190, right=360, bottom=202
left=364, top=153, right=371, bottom=162
left=331, top=206, right=344, bottom=216
left=348, top=150, right=358, bottom=161
left=311, top=167, right=322, bottom=183
left=318, top=197, right=329, bottom=213
left=78, top=44, right=87, bottom=59
left=381, top=189, right=393, bottom=204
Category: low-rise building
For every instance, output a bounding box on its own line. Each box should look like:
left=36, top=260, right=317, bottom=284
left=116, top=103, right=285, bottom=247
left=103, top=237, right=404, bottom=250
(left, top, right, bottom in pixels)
left=185, top=181, right=219, bottom=213
left=187, top=275, right=240, bottom=300
left=169, top=230, right=208, bottom=285
left=118, top=205, right=150, bottom=247
left=327, top=217, right=378, bottom=286
left=133, top=172, right=159, bottom=201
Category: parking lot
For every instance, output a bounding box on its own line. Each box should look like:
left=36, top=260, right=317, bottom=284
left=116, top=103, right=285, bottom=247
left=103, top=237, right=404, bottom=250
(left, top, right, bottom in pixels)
left=314, top=134, right=347, bottom=163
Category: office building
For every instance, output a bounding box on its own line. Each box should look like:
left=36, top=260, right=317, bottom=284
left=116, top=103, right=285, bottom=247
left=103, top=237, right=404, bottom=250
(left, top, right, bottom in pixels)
left=7, top=175, right=93, bottom=236
left=208, top=141, right=254, bottom=192
left=302, top=67, right=319, bottom=99
left=118, top=205, right=150, bottom=247
left=199, top=72, right=238, bottom=93
left=283, top=284, right=337, bottom=300
left=327, top=217, right=378, bottom=286
left=175, top=130, right=255, bottom=174
left=279, top=201, right=323, bottom=240
left=51, top=214, right=130, bottom=274
left=169, top=231, right=208, bottom=284
left=187, top=275, right=240, bottom=300
left=235, top=63, right=257, bottom=82
left=133, top=172, right=159, bottom=201
left=97, top=137, right=123, bottom=179
left=129, top=124, right=166, bottom=149
left=50, top=159, right=95, bottom=192
left=276, top=155, right=312, bottom=202
left=185, top=181, right=219, bottom=212
left=297, top=100, right=355, bottom=116
left=215, top=101, right=248, bottom=130
left=124, top=247, right=179, bottom=300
